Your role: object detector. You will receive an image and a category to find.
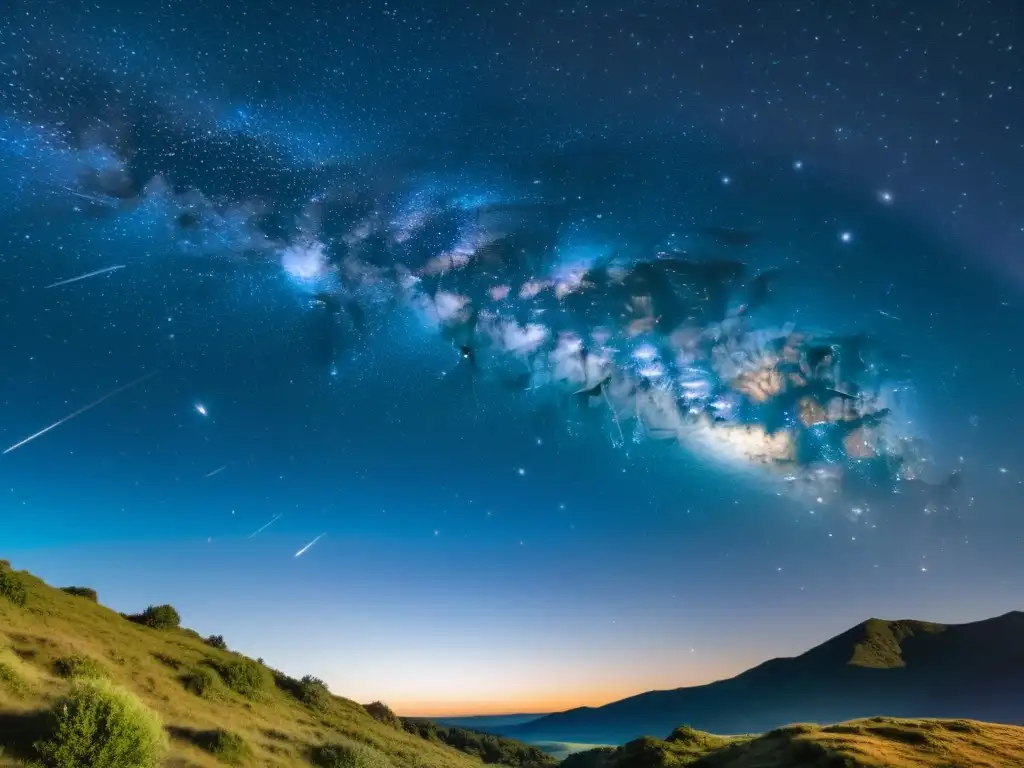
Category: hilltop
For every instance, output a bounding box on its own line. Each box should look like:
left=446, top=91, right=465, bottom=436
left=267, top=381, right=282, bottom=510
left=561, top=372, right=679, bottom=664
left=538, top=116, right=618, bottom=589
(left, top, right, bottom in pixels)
left=558, top=718, right=1024, bottom=768
left=499, top=612, right=1024, bottom=744
left=0, top=560, right=552, bottom=768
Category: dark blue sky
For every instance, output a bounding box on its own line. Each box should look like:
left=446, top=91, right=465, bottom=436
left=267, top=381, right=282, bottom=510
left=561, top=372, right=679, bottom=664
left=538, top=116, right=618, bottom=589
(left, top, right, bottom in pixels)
left=1, top=0, right=1022, bottom=715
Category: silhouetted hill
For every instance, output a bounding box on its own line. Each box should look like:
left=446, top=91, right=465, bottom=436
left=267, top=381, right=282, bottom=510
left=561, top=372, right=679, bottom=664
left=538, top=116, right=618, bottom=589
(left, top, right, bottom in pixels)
left=499, top=612, right=1024, bottom=745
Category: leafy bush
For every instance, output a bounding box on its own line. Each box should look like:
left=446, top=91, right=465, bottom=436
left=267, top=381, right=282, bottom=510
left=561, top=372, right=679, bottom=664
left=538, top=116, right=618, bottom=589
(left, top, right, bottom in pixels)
left=195, top=729, right=249, bottom=765
left=311, top=738, right=392, bottom=768
left=364, top=701, right=401, bottom=729
left=53, top=654, right=105, bottom=680
left=204, top=634, right=228, bottom=650
left=60, top=586, right=98, bottom=602
left=33, top=678, right=167, bottom=768
left=130, top=604, right=181, bottom=630
left=297, top=674, right=331, bottom=710
left=181, top=666, right=221, bottom=699
left=0, top=565, right=27, bottom=607
left=214, top=658, right=267, bottom=699
left=0, top=649, right=28, bottom=695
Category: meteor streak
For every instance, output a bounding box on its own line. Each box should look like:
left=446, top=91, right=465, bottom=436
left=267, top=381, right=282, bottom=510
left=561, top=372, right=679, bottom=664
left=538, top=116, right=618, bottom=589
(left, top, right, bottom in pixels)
left=3, top=372, right=156, bottom=455
left=294, top=532, right=326, bottom=557
left=203, top=465, right=227, bottom=478
left=44, top=264, right=125, bottom=289
left=247, top=513, right=283, bottom=539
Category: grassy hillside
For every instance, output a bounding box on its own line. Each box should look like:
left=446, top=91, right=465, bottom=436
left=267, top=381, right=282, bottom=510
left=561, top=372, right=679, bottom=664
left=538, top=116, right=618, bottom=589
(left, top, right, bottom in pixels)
left=561, top=718, right=1024, bottom=768
left=0, top=559, right=508, bottom=768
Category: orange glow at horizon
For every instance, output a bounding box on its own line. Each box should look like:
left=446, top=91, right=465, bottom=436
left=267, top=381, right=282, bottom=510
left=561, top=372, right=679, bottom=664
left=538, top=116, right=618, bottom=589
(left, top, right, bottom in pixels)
left=395, top=691, right=627, bottom=719
left=390, top=667, right=737, bottom=718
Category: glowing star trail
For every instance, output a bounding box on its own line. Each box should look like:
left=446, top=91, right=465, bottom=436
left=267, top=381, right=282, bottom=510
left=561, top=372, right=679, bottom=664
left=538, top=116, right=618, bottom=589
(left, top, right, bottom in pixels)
left=294, top=532, right=326, bottom=557
left=44, top=265, right=125, bottom=289
left=2, top=372, right=156, bottom=455
left=203, top=465, right=227, bottom=478
left=247, top=513, right=283, bottom=539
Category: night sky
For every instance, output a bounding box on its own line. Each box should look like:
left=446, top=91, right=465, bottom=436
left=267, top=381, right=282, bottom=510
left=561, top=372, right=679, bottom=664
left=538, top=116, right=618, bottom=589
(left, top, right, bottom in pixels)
left=1, top=0, right=1022, bottom=717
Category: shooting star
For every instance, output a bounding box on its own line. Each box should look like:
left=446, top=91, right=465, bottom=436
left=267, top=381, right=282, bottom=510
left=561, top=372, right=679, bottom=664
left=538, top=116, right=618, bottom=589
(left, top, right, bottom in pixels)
left=294, top=532, right=326, bottom=558
left=247, top=513, right=283, bottom=539
left=3, top=372, right=156, bottom=455
left=877, top=309, right=902, bottom=321
left=44, top=265, right=125, bottom=289
left=203, top=465, right=227, bottom=478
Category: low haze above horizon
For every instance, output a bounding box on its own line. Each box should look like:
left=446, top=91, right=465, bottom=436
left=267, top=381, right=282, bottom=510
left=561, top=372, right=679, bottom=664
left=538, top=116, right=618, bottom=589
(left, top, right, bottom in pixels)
left=2, top=0, right=1022, bottom=719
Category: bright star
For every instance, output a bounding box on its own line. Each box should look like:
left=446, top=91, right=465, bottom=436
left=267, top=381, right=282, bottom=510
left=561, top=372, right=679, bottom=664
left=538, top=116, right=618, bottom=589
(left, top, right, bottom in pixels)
left=839, top=231, right=853, bottom=243
left=195, top=403, right=208, bottom=417
left=878, top=190, right=893, bottom=204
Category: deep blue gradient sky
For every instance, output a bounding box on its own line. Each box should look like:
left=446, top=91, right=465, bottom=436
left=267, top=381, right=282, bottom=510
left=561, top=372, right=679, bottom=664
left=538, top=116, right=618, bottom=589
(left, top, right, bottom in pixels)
left=1, top=1, right=1023, bottom=715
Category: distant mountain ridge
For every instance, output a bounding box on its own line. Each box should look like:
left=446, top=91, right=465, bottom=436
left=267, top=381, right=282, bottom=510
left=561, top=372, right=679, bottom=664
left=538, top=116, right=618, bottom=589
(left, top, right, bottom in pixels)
left=496, top=611, right=1024, bottom=745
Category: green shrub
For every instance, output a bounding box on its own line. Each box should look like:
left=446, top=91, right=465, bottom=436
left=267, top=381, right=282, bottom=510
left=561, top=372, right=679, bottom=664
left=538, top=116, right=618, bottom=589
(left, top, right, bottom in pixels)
left=0, top=566, right=27, bottom=607
left=364, top=701, right=401, bottom=729
left=60, top=586, right=98, bottom=602
left=130, top=604, right=180, bottom=630
left=297, top=674, right=331, bottom=710
left=311, top=738, right=392, bottom=768
left=33, top=678, right=167, bottom=768
left=0, top=649, right=28, bottom=695
left=196, top=729, right=249, bottom=765
left=204, top=634, right=228, bottom=650
left=215, top=659, right=266, bottom=699
left=181, top=666, right=221, bottom=699
left=53, top=654, right=105, bottom=680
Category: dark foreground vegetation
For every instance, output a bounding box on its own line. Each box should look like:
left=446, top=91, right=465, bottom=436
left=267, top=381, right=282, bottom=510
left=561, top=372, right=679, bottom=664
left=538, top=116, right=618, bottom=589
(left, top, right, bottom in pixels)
left=401, top=716, right=556, bottom=767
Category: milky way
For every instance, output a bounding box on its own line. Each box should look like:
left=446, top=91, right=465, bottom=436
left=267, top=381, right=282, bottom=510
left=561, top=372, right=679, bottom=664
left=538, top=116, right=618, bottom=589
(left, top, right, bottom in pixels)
left=3, top=2, right=1008, bottom=524
left=0, top=66, right=962, bottom=513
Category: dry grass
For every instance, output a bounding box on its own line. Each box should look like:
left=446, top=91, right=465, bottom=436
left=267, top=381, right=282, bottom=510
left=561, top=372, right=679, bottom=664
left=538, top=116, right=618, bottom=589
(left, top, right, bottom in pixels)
left=689, top=717, right=1024, bottom=768
left=0, top=563, right=485, bottom=768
